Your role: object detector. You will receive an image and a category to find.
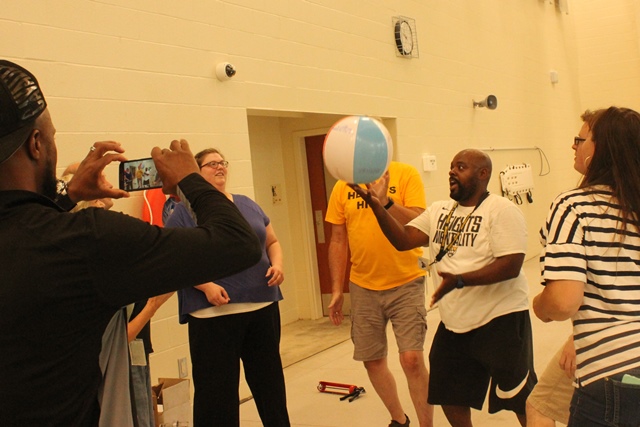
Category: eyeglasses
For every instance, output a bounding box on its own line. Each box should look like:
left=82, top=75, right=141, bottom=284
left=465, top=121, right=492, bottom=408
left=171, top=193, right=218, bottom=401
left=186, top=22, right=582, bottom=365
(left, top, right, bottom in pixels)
left=574, top=136, right=586, bottom=146
left=200, top=160, right=229, bottom=169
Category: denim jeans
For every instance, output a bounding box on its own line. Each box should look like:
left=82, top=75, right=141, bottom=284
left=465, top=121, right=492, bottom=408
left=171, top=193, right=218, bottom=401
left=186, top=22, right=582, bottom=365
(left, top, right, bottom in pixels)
left=568, top=370, right=640, bottom=427
left=131, top=364, right=155, bottom=427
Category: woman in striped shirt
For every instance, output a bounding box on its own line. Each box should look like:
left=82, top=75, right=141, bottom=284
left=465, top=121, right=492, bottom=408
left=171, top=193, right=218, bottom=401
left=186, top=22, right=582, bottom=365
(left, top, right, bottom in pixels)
left=533, top=106, right=640, bottom=427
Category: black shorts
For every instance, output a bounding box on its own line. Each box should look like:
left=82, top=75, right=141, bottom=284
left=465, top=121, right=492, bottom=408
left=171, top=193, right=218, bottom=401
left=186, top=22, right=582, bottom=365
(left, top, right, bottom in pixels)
left=428, top=310, right=537, bottom=414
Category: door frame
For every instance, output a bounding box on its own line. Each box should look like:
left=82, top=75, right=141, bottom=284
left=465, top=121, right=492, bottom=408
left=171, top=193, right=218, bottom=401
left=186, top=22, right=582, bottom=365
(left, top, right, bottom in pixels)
left=292, top=127, right=334, bottom=319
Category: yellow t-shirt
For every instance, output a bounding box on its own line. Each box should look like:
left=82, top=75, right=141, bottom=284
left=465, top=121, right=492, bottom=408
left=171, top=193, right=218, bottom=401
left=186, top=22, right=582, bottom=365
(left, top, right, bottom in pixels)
left=325, top=162, right=426, bottom=291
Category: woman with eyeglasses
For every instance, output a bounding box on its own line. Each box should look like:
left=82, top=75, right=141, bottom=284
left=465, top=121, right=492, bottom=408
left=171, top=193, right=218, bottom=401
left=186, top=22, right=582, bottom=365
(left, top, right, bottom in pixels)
left=533, top=107, right=640, bottom=426
left=525, top=110, right=603, bottom=427
left=165, top=148, right=290, bottom=427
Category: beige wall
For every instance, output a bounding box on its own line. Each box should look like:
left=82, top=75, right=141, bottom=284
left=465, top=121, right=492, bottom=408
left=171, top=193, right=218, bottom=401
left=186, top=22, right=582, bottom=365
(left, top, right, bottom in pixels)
left=3, top=0, right=639, bottom=388
left=573, top=0, right=640, bottom=111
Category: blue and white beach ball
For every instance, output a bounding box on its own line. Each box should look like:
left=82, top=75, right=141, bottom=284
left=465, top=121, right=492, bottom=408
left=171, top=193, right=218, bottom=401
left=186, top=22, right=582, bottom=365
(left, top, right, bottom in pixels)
left=323, top=116, right=393, bottom=184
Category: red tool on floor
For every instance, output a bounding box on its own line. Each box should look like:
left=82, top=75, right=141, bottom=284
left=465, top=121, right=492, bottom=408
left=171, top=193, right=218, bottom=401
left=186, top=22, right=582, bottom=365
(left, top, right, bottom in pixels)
left=317, top=381, right=366, bottom=402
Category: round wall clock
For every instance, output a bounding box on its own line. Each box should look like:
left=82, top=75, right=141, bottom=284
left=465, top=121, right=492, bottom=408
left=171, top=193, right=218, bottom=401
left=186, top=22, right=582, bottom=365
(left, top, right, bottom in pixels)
left=394, top=19, right=414, bottom=56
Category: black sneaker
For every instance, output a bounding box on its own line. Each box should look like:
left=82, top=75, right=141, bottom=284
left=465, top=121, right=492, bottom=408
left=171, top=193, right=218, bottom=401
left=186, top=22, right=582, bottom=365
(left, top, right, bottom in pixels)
left=388, top=414, right=410, bottom=427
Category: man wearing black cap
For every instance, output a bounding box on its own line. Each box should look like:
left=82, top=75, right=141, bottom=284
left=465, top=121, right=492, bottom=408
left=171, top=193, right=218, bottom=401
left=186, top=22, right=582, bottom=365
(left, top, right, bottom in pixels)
left=0, top=60, right=262, bottom=425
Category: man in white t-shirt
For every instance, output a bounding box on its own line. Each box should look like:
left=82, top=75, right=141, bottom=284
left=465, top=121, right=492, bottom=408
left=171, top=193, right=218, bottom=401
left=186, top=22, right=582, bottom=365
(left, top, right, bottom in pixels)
left=350, top=149, right=537, bottom=427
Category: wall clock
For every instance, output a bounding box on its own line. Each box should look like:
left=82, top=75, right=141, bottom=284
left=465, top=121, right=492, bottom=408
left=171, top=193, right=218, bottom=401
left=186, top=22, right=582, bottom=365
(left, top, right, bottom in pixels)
left=392, top=16, right=418, bottom=58
left=395, top=20, right=413, bottom=55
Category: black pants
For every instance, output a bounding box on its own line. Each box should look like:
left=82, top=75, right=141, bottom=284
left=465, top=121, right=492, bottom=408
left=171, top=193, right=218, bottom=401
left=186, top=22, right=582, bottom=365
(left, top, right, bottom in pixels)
left=188, top=302, right=290, bottom=427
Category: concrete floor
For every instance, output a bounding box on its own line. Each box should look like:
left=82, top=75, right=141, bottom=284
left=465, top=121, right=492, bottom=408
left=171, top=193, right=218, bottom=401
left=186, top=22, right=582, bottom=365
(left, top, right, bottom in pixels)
left=240, top=257, right=571, bottom=426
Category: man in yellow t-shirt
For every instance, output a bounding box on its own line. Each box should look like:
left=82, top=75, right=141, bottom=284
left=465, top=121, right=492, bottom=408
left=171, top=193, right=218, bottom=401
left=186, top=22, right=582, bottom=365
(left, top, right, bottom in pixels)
left=326, top=161, right=432, bottom=427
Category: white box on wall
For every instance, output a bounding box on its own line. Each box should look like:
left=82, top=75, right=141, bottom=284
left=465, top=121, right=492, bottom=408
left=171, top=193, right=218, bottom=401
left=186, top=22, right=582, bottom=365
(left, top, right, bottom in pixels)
left=422, top=154, right=437, bottom=171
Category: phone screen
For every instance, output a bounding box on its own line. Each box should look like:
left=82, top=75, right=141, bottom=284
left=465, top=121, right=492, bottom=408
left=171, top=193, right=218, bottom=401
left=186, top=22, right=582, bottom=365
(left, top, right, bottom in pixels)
left=119, top=157, right=163, bottom=191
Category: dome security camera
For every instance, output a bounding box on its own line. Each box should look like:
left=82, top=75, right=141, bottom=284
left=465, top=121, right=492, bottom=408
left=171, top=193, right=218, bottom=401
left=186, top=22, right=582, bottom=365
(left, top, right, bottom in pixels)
left=215, top=63, right=236, bottom=81
left=473, top=95, right=498, bottom=110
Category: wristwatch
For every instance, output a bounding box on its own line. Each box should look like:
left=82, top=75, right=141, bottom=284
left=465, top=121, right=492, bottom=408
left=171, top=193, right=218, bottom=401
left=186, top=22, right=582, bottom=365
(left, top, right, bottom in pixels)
left=54, top=179, right=77, bottom=211
left=455, top=274, right=465, bottom=289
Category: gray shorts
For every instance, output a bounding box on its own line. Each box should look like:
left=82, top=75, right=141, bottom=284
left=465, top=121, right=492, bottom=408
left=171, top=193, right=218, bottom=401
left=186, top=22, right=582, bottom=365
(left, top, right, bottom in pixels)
left=349, top=277, right=427, bottom=362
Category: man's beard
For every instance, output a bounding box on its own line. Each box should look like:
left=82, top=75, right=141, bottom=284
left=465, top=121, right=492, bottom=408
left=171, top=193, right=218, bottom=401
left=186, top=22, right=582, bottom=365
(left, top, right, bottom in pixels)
left=450, top=180, right=477, bottom=203
left=42, top=159, right=58, bottom=200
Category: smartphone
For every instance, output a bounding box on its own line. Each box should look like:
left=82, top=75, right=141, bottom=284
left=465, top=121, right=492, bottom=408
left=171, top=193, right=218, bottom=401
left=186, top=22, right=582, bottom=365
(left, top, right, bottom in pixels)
left=119, top=157, right=163, bottom=191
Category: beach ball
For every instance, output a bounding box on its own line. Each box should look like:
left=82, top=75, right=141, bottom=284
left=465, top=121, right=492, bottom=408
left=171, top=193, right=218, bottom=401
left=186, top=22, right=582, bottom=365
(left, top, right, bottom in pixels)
left=323, top=116, right=393, bottom=184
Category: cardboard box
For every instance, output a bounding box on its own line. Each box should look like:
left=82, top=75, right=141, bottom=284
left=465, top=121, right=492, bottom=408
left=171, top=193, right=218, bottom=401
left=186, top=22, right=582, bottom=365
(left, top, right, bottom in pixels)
left=152, top=378, right=191, bottom=427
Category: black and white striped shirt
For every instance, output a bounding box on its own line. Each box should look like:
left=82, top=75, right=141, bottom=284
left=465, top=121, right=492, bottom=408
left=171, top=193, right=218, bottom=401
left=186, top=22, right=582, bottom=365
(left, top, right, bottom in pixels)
left=540, top=185, right=640, bottom=386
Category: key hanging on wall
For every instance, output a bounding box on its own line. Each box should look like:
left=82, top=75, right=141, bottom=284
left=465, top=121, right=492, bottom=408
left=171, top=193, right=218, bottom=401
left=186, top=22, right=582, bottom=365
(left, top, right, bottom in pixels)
left=499, top=164, right=534, bottom=204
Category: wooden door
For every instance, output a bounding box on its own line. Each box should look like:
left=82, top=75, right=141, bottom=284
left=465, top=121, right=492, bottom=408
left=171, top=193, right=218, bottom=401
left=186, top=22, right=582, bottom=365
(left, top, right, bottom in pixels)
left=304, top=135, right=350, bottom=316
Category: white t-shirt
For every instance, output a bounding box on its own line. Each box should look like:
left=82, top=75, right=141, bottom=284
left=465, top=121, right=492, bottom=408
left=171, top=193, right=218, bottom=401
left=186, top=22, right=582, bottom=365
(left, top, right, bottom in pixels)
left=408, top=194, right=529, bottom=332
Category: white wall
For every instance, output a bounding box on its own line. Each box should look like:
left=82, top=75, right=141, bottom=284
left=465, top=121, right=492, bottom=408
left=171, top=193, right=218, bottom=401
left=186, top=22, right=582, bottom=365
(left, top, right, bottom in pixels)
left=573, top=0, right=640, bottom=111
left=3, top=0, right=639, bottom=389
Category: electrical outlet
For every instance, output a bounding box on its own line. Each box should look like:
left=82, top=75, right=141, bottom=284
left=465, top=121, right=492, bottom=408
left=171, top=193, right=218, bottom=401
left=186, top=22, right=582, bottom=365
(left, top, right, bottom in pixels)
left=178, top=357, right=188, bottom=378
left=422, top=154, right=437, bottom=172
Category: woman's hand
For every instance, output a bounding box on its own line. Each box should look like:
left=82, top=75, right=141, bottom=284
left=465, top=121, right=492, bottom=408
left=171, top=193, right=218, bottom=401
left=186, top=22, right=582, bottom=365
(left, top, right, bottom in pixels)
left=195, top=282, right=230, bottom=306
left=266, top=265, right=284, bottom=286
left=559, top=335, right=577, bottom=378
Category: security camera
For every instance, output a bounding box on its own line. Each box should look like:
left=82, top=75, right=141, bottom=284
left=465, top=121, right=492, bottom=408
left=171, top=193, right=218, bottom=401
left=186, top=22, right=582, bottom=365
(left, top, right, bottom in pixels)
left=215, top=62, right=236, bottom=81
left=473, top=95, right=498, bottom=110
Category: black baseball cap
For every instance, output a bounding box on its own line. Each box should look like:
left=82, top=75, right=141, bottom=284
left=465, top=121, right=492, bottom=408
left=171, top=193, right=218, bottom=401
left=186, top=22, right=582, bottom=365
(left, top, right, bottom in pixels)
left=0, top=60, right=47, bottom=164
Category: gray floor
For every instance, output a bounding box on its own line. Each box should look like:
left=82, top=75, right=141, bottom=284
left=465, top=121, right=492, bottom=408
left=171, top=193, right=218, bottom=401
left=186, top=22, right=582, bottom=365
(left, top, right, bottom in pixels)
left=241, top=258, right=571, bottom=426
left=280, top=317, right=352, bottom=369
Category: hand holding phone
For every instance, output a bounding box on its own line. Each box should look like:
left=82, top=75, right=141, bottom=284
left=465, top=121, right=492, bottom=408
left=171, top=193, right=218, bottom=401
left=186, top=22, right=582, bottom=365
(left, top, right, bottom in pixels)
left=68, top=141, right=129, bottom=202
left=150, top=139, right=200, bottom=195
left=119, top=157, right=163, bottom=192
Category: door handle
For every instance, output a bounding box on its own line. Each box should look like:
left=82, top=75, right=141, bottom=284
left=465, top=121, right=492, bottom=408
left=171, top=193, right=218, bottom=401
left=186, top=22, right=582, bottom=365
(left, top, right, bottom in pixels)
left=314, top=210, right=325, bottom=244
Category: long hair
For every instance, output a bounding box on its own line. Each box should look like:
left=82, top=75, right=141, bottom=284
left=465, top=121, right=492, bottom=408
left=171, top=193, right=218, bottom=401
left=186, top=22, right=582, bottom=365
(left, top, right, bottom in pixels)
left=581, top=106, right=640, bottom=233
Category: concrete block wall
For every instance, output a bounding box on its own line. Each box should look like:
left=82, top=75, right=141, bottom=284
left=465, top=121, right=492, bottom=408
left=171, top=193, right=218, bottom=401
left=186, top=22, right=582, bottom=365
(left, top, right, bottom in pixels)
left=3, top=0, right=640, bottom=394
left=572, top=0, right=640, bottom=110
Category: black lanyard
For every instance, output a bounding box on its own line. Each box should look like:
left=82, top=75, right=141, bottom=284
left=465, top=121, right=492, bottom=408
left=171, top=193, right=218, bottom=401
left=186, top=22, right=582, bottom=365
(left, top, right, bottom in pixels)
left=430, top=192, right=490, bottom=266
